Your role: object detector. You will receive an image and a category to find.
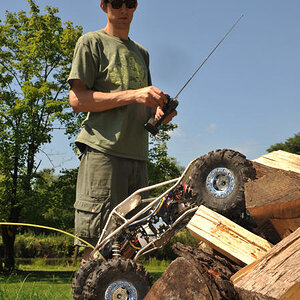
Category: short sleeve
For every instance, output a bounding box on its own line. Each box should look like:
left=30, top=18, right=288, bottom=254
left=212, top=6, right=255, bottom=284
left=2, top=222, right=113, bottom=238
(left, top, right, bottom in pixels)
left=135, top=43, right=152, bottom=86
left=67, top=37, right=99, bottom=89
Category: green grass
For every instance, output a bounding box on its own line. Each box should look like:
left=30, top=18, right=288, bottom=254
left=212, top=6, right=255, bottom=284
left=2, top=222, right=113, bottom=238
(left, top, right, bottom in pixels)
left=143, top=257, right=170, bottom=282
left=0, top=271, right=74, bottom=300
left=0, top=259, right=169, bottom=300
left=0, top=261, right=79, bottom=299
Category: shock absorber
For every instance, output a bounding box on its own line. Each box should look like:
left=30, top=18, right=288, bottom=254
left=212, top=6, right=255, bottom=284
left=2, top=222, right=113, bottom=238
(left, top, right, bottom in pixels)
left=112, top=240, right=121, bottom=258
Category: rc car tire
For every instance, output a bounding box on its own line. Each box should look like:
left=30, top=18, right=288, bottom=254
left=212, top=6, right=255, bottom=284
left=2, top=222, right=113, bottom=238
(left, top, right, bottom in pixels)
left=72, top=259, right=102, bottom=300
left=82, top=258, right=152, bottom=300
left=188, top=149, right=256, bottom=223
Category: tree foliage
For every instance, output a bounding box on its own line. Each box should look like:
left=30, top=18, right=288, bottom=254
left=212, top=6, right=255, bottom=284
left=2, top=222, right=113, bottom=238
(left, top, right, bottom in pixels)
left=0, top=0, right=182, bottom=271
left=0, top=0, right=82, bottom=270
left=148, top=123, right=183, bottom=187
left=267, top=132, right=300, bottom=155
left=20, top=168, right=77, bottom=232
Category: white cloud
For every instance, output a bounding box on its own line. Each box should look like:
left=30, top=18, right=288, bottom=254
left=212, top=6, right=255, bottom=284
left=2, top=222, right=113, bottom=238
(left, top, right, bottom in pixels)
left=232, top=141, right=261, bottom=159
left=205, top=123, right=217, bottom=134
left=168, top=127, right=184, bottom=138
left=196, top=123, right=217, bottom=137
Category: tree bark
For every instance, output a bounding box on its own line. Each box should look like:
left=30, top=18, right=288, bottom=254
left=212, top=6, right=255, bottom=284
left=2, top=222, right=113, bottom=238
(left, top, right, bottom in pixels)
left=144, top=242, right=241, bottom=300
left=1, top=225, right=16, bottom=272
left=245, top=166, right=300, bottom=242
left=231, top=227, right=300, bottom=300
left=246, top=169, right=300, bottom=220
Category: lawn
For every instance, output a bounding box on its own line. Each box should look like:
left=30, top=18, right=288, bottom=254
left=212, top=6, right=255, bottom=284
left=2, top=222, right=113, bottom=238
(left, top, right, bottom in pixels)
left=0, top=274, right=73, bottom=299
left=0, top=267, right=75, bottom=300
left=0, top=259, right=168, bottom=299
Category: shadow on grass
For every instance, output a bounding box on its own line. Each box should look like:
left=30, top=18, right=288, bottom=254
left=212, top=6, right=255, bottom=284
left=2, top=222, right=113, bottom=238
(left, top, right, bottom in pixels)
left=0, top=270, right=75, bottom=284
left=1, top=270, right=163, bottom=284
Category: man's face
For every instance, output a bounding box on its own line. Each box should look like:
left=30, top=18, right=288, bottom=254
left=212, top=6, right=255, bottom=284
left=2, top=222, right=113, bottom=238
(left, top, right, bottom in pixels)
left=101, top=0, right=137, bottom=30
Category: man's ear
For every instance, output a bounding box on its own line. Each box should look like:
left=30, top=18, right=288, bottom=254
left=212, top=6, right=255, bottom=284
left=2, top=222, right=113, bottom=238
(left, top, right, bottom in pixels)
left=100, top=1, right=107, bottom=13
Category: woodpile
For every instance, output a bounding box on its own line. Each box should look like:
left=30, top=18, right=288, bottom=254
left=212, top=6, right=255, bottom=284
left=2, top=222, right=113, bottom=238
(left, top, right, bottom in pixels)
left=252, top=150, right=300, bottom=173
left=186, top=205, right=272, bottom=266
left=145, top=151, right=300, bottom=300
left=247, top=150, right=300, bottom=243
left=144, top=242, right=241, bottom=300
left=231, top=227, right=300, bottom=299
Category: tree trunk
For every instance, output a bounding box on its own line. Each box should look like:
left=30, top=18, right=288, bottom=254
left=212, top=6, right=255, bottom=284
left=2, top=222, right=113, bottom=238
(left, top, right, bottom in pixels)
left=1, top=225, right=16, bottom=272
left=1, top=149, right=21, bottom=272
left=2, top=180, right=21, bottom=272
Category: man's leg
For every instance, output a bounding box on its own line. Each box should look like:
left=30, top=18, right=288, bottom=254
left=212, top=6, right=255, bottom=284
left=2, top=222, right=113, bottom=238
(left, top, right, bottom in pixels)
left=74, top=148, right=148, bottom=262
left=74, top=147, right=113, bottom=261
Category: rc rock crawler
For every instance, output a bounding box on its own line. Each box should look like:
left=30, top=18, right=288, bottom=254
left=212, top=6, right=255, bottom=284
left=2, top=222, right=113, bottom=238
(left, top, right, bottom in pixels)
left=72, top=149, right=256, bottom=300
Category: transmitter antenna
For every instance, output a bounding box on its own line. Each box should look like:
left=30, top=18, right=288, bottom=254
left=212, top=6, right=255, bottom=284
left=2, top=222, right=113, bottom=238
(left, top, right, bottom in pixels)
left=174, top=14, right=244, bottom=100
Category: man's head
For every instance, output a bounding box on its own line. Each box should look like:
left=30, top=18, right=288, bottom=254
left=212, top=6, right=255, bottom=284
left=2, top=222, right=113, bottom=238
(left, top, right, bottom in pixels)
left=101, top=0, right=137, bottom=10
left=100, top=0, right=138, bottom=37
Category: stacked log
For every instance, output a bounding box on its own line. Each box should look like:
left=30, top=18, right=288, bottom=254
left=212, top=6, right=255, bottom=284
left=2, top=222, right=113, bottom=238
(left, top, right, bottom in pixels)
left=246, top=151, right=300, bottom=242
left=145, top=206, right=272, bottom=299
left=144, top=242, right=241, bottom=300
left=231, top=227, right=300, bottom=299
left=144, top=151, right=300, bottom=299
left=252, top=150, right=300, bottom=173
left=186, top=205, right=272, bottom=266
left=145, top=206, right=300, bottom=300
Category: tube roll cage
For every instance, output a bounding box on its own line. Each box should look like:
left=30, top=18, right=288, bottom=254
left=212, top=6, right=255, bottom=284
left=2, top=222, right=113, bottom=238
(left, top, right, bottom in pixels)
left=90, top=157, right=200, bottom=261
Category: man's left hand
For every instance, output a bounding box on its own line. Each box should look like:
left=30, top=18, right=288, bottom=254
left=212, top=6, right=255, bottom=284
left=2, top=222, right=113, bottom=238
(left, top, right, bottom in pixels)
left=155, top=106, right=177, bottom=124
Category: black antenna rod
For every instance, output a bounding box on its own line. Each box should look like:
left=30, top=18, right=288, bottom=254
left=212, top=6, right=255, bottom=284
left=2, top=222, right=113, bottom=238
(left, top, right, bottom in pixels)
left=174, top=14, right=244, bottom=100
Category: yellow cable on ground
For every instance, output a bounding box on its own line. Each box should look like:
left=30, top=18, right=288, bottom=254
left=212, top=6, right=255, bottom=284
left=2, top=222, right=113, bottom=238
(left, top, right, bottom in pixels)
left=0, top=222, right=106, bottom=261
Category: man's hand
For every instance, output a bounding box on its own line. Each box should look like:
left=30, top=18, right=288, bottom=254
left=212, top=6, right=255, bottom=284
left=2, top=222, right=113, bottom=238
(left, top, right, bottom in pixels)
left=155, top=106, right=177, bottom=124
left=134, top=86, right=168, bottom=109
left=134, top=87, right=177, bottom=123
left=69, top=80, right=171, bottom=113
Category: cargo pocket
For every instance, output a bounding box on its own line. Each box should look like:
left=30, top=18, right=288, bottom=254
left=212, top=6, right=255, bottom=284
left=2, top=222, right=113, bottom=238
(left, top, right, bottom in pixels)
left=74, top=189, right=111, bottom=239
left=74, top=198, right=105, bottom=214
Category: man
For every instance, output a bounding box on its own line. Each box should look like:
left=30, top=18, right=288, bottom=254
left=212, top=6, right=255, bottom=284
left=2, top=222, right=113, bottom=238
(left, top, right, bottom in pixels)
left=68, top=0, right=176, bottom=261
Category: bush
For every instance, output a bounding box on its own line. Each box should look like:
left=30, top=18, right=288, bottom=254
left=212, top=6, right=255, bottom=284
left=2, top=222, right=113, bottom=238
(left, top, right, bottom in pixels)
left=2, top=228, right=198, bottom=261
left=14, top=233, right=75, bottom=258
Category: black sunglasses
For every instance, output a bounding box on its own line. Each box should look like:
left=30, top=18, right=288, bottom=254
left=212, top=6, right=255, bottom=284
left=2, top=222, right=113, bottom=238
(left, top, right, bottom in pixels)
left=108, top=0, right=137, bottom=9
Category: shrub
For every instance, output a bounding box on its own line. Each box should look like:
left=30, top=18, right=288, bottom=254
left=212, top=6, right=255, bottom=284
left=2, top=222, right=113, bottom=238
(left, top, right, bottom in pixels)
left=14, top=233, right=75, bottom=258
left=4, top=228, right=198, bottom=261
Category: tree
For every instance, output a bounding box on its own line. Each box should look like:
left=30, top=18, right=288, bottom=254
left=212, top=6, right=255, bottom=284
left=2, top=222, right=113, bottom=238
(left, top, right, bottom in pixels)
left=267, top=132, right=300, bottom=155
left=38, top=168, right=77, bottom=232
left=0, top=0, right=82, bottom=271
left=148, top=123, right=183, bottom=195
left=19, top=168, right=77, bottom=232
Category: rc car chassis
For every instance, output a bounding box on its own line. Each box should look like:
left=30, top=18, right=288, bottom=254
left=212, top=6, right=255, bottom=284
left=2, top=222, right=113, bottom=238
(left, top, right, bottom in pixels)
left=72, top=149, right=256, bottom=300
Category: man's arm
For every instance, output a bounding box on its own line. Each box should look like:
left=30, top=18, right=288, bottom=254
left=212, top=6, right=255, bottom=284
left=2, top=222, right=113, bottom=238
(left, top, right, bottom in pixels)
left=69, top=79, right=168, bottom=113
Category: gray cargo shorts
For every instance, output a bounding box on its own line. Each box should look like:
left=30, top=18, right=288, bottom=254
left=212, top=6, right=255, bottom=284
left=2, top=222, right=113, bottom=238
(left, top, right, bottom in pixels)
left=74, top=146, right=148, bottom=247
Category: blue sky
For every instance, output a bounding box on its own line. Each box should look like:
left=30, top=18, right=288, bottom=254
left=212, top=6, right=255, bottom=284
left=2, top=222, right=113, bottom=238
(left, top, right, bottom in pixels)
left=1, top=0, right=300, bottom=171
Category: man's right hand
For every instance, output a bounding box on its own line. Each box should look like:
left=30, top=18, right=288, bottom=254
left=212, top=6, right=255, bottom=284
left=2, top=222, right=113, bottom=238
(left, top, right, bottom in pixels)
left=134, top=86, right=168, bottom=109
left=69, top=80, right=168, bottom=113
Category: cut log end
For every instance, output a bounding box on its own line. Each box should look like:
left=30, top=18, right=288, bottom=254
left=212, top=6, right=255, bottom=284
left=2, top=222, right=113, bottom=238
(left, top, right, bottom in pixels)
left=144, top=243, right=240, bottom=300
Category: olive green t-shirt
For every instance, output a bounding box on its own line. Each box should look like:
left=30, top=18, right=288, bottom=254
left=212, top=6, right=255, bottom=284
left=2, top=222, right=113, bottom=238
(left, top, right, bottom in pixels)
left=68, top=29, right=152, bottom=161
